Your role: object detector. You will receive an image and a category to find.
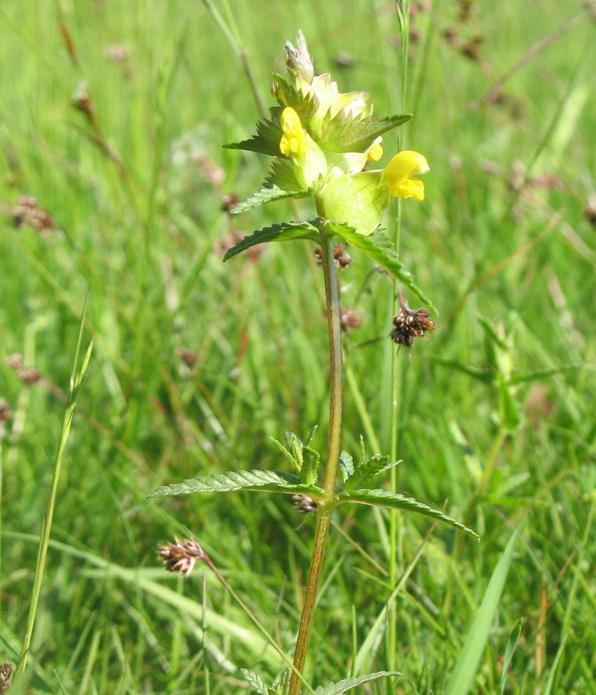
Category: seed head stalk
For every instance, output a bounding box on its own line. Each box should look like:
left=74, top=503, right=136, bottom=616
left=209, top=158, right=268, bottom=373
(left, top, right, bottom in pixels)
left=289, top=223, right=344, bottom=694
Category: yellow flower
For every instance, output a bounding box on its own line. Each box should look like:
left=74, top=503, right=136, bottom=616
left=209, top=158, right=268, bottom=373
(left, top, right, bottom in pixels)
left=279, top=106, right=327, bottom=189
left=382, top=150, right=429, bottom=201
left=279, top=107, right=306, bottom=158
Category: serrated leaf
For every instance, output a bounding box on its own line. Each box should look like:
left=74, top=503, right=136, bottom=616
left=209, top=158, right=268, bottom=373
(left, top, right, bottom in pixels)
left=223, top=221, right=319, bottom=262
left=339, top=450, right=354, bottom=483
left=314, top=671, right=400, bottom=694
left=321, top=112, right=412, bottom=152
left=270, top=668, right=290, bottom=694
left=231, top=186, right=306, bottom=215
left=224, top=107, right=283, bottom=156
left=320, top=172, right=389, bottom=236
left=240, top=669, right=269, bottom=695
left=148, top=470, right=325, bottom=499
left=325, top=222, right=435, bottom=310
left=335, top=489, right=478, bottom=539
left=344, top=454, right=398, bottom=490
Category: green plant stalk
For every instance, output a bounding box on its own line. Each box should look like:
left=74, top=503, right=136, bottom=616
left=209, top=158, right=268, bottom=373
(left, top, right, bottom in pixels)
left=14, top=306, right=92, bottom=681
left=388, top=0, right=410, bottom=675
left=289, top=231, right=344, bottom=695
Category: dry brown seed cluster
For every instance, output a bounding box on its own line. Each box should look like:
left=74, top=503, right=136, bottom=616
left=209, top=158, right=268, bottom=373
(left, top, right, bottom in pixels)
left=0, top=400, right=11, bottom=424
left=390, top=295, right=435, bottom=348
left=340, top=308, right=362, bottom=333
left=314, top=244, right=352, bottom=268
left=12, top=196, right=57, bottom=234
left=0, top=663, right=12, bottom=693
left=292, top=494, right=318, bottom=514
left=159, top=538, right=205, bottom=576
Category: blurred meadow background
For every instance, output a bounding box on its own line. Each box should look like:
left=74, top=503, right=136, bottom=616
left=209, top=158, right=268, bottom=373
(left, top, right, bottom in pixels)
left=0, top=0, right=594, bottom=693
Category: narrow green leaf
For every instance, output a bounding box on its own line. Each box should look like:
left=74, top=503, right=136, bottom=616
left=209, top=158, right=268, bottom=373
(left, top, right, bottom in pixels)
left=445, top=527, right=521, bottom=695
left=500, top=619, right=523, bottom=694
left=301, top=444, right=320, bottom=487
left=231, top=186, right=306, bottom=215
left=325, top=222, right=435, bottom=310
left=223, top=221, right=319, bottom=262
left=148, top=470, right=325, bottom=499
left=498, top=377, right=522, bottom=432
left=314, top=671, right=400, bottom=694
left=344, top=455, right=398, bottom=490
left=335, top=489, right=478, bottom=539
left=339, top=450, right=355, bottom=483
left=321, top=112, right=412, bottom=152
left=240, top=669, right=269, bottom=695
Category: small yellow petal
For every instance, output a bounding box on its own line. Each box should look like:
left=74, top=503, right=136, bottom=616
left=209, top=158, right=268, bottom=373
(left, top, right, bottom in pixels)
left=390, top=177, right=425, bottom=201
left=367, top=141, right=383, bottom=162
left=383, top=150, right=429, bottom=184
left=280, top=107, right=305, bottom=158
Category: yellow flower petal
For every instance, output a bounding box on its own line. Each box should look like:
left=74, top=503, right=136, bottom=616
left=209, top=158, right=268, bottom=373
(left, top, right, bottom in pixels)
left=391, top=177, right=425, bottom=201
left=383, top=150, right=429, bottom=183
left=367, top=140, right=383, bottom=162
left=280, top=107, right=306, bottom=157
left=382, top=150, right=429, bottom=201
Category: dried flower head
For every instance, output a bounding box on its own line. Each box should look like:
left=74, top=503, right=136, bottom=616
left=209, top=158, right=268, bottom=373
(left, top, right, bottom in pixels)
left=340, top=308, right=362, bottom=333
left=12, top=196, right=57, bottom=234
left=177, top=348, right=198, bottom=368
left=159, top=537, right=205, bottom=576
left=18, top=368, right=42, bottom=386
left=0, top=663, right=12, bottom=693
left=390, top=294, right=435, bottom=347
left=292, top=494, right=318, bottom=514
left=5, top=353, right=23, bottom=370
left=0, top=399, right=11, bottom=424
left=314, top=244, right=352, bottom=268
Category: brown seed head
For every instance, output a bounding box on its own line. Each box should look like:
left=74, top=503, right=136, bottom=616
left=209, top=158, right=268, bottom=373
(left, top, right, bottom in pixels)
left=340, top=308, right=362, bottom=333
left=314, top=244, right=352, bottom=268
left=0, top=663, right=12, bottom=692
left=390, top=294, right=435, bottom=347
left=0, top=399, right=11, bottom=424
left=6, top=353, right=23, bottom=370
left=584, top=194, right=596, bottom=226
left=159, top=537, right=205, bottom=576
left=18, top=368, right=42, bottom=386
left=292, top=494, right=318, bottom=514
left=12, top=196, right=57, bottom=234
left=177, top=348, right=198, bottom=368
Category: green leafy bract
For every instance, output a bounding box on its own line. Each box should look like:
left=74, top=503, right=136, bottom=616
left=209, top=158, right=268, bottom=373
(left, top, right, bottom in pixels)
left=314, top=671, right=400, bottom=694
left=224, top=107, right=283, bottom=156
left=231, top=185, right=306, bottom=215
left=148, top=470, right=324, bottom=499
left=325, top=222, right=436, bottom=310
left=320, top=172, right=389, bottom=236
left=223, top=221, right=319, bottom=261
left=335, top=489, right=478, bottom=539
left=271, top=74, right=318, bottom=125
left=320, top=112, right=412, bottom=152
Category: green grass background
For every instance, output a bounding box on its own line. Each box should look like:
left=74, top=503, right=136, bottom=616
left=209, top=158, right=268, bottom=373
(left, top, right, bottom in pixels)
left=0, top=0, right=594, bottom=692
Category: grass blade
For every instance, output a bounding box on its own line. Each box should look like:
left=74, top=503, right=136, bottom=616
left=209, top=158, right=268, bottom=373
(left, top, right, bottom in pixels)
left=445, top=526, right=521, bottom=695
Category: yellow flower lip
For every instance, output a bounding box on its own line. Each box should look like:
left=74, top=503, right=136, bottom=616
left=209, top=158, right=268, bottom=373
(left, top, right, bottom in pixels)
left=279, top=106, right=306, bottom=157
left=382, top=150, right=429, bottom=201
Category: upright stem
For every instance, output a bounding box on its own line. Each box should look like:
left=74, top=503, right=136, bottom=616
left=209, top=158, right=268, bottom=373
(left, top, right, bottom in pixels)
left=289, top=233, right=344, bottom=695
left=388, top=0, right=410, bottom=675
